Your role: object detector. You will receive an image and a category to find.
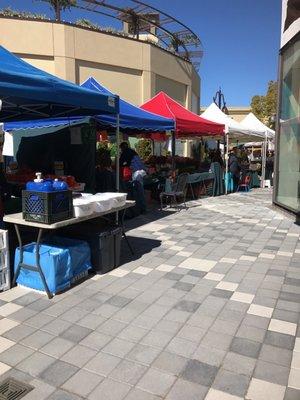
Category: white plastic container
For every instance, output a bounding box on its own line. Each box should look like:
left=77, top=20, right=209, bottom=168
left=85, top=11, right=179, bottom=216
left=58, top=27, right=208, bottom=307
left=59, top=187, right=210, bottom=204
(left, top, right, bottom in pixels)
left=73, top=198, right=94, bottom=218
left=92, top=194, right=113, bottom=213
left=95, top=192, right=127, bottom=208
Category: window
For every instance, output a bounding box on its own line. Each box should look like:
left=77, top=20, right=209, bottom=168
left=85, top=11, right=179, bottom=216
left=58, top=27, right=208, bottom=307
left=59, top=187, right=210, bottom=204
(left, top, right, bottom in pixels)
left=275, top=36, right=300, bottom=213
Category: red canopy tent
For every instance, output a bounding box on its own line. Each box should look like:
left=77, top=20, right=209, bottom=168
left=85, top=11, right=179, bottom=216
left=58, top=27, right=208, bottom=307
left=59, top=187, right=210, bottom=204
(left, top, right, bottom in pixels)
left=141, top=92, right=225, bottom=137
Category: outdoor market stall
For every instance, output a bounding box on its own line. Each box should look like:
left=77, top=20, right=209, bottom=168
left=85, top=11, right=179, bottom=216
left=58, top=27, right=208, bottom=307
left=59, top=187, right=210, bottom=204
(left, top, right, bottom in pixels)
left=141, top=92, right=225, bottom=198
left=240, top=113, right=275, bottom=187
left=202, top=103, right=266, bottom=193
left=0, top=48, right=152, bottom=297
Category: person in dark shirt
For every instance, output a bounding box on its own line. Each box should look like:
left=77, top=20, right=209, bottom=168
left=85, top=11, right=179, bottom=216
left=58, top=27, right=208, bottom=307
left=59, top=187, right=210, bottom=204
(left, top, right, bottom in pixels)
left=228, top=148, right=241, bottom=191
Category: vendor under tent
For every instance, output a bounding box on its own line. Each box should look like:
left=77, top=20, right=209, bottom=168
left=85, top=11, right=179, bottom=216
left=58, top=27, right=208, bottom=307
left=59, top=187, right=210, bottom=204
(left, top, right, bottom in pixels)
left=240, top=113, right=275, bottom=187
left=0, top=46, right=119, bottom=121
left=201, top=103, right=266, bottom=193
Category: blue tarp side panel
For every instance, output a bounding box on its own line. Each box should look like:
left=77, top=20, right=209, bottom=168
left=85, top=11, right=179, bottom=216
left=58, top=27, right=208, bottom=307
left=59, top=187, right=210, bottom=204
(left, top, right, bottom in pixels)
left=0, top=46, right=119, bottom=122
left=82, top=77, right=175, bottom=131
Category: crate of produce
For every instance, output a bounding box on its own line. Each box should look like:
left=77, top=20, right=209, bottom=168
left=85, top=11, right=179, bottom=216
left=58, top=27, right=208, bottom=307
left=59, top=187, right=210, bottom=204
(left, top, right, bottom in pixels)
left=22, top=190, right=73, bottom=224
left=0, top=230, right=10, bottom=291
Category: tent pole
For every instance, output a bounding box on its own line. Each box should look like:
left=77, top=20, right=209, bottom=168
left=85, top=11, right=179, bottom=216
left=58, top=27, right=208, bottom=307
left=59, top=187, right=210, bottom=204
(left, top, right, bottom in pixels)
left=225, top=133, right=229, bottom=195
left=116, top=113, right=120, bottom=192
left=261, top=131, right=267, bottom=188
left=171, top=131, right=176, bottom=171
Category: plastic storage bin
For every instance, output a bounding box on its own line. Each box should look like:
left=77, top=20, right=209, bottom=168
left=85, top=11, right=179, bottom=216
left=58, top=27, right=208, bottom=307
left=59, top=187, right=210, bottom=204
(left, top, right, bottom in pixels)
left=22, top=190, right=73, bottom=224
left=14, top=237, right=91, bottom=294
left=60, top=224, right=122, bottom=274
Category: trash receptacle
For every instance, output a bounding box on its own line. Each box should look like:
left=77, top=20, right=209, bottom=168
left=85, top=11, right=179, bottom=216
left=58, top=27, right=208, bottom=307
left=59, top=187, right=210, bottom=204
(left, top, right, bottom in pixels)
left=59, top=224, right=122, bottom=274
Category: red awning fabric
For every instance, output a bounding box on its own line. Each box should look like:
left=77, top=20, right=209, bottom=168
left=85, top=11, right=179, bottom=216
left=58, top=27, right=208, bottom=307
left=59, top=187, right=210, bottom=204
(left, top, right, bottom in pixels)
left=141, top=92, right=225, bottom=137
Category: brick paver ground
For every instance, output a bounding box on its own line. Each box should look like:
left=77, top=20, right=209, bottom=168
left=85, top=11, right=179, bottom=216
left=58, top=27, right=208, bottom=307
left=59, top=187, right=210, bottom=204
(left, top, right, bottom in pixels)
left=0, top=188, right=299, bottom=399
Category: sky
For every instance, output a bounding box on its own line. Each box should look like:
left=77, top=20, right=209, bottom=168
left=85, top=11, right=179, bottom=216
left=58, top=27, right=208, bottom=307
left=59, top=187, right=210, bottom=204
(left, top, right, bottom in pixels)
left=0, top=0, right=282, bottom=107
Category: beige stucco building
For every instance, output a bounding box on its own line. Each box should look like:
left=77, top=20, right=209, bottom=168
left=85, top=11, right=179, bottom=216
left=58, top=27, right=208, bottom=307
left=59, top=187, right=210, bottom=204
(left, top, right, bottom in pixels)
left=0, top=16, right=200, bottom=113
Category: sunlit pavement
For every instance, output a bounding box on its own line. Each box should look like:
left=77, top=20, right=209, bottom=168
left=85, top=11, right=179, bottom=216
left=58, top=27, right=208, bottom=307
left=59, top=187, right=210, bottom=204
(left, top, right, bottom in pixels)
left=0, top=188, right=298, bottom=400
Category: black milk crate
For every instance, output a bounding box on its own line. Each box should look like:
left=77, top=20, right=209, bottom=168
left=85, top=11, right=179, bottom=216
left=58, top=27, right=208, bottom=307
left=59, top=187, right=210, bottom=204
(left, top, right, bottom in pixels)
left=22, top=190, right=73, bottom=224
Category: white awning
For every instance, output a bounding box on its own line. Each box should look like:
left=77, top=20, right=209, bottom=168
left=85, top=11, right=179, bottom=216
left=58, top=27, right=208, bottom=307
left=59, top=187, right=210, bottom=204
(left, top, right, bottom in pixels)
left=201, top=103, right=265, bottom=141
left=240, top=112, right=275, bottom=139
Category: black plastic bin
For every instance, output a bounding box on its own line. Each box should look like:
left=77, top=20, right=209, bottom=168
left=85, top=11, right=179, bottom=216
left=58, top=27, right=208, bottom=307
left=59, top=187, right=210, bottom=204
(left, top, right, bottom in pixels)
left=59, top=223, right=122, bottom=274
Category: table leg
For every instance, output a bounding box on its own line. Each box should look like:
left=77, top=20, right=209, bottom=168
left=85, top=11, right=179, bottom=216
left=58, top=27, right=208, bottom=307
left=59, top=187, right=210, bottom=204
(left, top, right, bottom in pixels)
left=13, top=225, right=53, bottom=299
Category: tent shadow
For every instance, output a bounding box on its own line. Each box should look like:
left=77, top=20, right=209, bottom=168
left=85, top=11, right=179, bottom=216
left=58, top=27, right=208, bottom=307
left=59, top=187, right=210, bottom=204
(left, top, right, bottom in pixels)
left=120, top=236, right=161, bottom=265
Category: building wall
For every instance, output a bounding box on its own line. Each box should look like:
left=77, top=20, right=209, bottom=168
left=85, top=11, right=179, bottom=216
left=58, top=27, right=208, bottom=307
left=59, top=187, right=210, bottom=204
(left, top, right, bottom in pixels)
left=0, top=17, right=200, bottom=110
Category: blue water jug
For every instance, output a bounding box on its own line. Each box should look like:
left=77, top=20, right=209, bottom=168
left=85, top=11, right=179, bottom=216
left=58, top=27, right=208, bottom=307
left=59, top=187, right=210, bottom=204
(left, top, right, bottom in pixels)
left=26, top=172, right=53, bottom=192
left=53, top=179, right=68, bottom=191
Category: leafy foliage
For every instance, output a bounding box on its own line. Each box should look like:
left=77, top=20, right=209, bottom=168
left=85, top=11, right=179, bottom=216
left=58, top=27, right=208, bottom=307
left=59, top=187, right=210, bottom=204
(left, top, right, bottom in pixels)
left=37, top=0, right=76, bottom=21
left=0, top=7, right=47, bottom=19
left=135, top=140, right=152, bottom=160
left=251, top=81, right=278, bottom=128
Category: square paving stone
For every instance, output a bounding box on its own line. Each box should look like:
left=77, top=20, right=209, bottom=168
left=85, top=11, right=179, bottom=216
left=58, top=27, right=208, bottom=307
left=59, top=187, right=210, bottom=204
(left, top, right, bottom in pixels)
left=152, top=351, right=188, bottom=376
left=264, top=331, right=295, bottom=350
left=84, top=351, right=121, bottom=376
left=126, top=343, right=161, bottom=365
left=173, top=282, right=195, bottom=292
left=259, top=344, right=292, bottom=367
left=109, top=359, right=147, bottom=385
left=193, top=345, right=226, bottom=367
left=246, top=378, right=285, bottom=400
left=201, top=331, right=233, bottom=351
left=88, top=378, right=131, bottom=400
left=222, top=352, right=256, bottom=376
left=284, top=388, right=300, bottom=400
left=106, top=296, right=132, bottom=307
left=180, top=359, right=219, bottom=386
left=165, top=379, right=208, bottom=400
left=41, top=318, right=72, bottom=335
left=236, top=324, right=266, bottom=343
left=165, top=272, right=184, bottom=281
left=174, top=300, right=200, bottom=313
left=0, top=343, right=34, bottom=366
left=3, top=324, right=36, bottom=342
left=188, top=270, right=207, bottom=278
left=102, top=337, right=136, bottom=358
left=137, top=367, right=176, bottom=397
left=20, top=330, right=55, bottom=350
left=253, top=360, right=290, bottom=386
left=60, top=324, right=92, bottom=342
left=210, top=289, right=233, bottom=299
left=213, top=368, right=251, bottom=397
left=62, top=369, right=104, bottom=398
left=230, top=337, right=261, bottom=358
left=40, top=337, right=74, bottom=358
left=61, top=344, right=97, bottom=368
left=17, top=351, right=55, bottom=377
left=39, top=359, right=79, bottom=386
left=97, top=319, right=127, bottom=336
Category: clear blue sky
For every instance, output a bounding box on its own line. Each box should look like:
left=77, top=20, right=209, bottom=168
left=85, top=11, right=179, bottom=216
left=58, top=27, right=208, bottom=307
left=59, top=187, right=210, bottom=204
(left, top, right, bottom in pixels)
left=0, top=0, right=282, bottom=106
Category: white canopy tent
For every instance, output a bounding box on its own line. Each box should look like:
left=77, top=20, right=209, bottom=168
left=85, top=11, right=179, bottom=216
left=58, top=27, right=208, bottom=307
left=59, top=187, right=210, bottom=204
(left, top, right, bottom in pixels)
left=202, top=103, right=264, bottom=141
left=202, top=103, right=265, bottom=193
left=240, top=113, right=275, bottom=187
left=240, top=112, right=275, bottom=140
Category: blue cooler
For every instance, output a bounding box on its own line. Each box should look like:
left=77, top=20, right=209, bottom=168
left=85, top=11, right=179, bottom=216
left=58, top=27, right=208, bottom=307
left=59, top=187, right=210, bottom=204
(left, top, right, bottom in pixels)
left=14, top=237, right=91, bottom=294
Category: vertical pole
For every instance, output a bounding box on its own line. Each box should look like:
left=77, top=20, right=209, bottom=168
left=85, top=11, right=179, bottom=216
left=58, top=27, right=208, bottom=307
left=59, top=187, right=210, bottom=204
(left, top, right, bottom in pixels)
left=225, top=133, right=229, bottom=195
left=171, top=131, right=176, bottom=171
left=116, top=113, right=120, bottom=192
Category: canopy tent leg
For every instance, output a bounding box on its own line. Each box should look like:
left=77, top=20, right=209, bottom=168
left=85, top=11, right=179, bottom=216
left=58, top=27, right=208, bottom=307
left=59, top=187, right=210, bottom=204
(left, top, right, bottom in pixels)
left=225, top=133, right=229, bottom=195
left=116, top=114, right=120, bottom=192
left=171, top=131, right=176, bottom=171
left=115, top=114, right=120, bottom=225
left=261, top=132, right=267, bottom=188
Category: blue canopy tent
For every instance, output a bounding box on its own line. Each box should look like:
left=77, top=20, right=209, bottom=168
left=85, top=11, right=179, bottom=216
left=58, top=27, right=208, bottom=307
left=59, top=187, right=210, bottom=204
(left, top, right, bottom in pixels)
left=4, top=77, right=174, bottom=132
left=0, top=46, right=119, bottom=122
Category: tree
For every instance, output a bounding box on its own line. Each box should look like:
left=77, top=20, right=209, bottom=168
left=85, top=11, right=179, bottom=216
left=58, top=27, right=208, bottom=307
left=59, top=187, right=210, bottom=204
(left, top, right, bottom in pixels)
left=39, top=0, right=76, bottom=21
left=251, top=80, right=278, bottom=129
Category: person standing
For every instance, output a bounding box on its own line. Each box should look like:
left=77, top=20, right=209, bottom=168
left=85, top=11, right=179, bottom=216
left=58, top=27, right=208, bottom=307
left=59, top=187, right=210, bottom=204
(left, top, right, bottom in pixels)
left=228, top=148, right=241, bottom=192
left=120, top=142, right=147, bottom=213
